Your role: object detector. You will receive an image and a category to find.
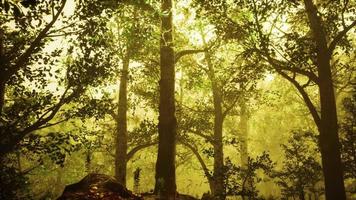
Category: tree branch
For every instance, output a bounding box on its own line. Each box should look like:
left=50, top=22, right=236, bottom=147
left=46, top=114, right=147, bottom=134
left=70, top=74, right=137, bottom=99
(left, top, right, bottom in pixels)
left=126, top=141, right=157, bottom=161
left=259, top=45, right=321, bottom=129
left=264, top=52, right=319, bottom=84
left=0, top=89, right=79, bottom=156
left=188, top=129, right=214, bottom=144
left=20, top=163, right=42, bottom=175
left=108, top=108, right=118, bottom=121
left=177, top=138, right=212, bottom=180
left=19, top=86, right=82, bottom=137
left=328, top=20, right=356, bottom=56
left=46, top=31, right=80, bottom=38
left=222, top=95, right=240, bottom=118
left=278, top=70, right=321, bottom=129
left=36, top=118, right=71, bottom=131
left=254, top=45, right=320, bottom=84
left=175, top=49, right=206, bottom=64
left=7, top=0, right=67, bottom=79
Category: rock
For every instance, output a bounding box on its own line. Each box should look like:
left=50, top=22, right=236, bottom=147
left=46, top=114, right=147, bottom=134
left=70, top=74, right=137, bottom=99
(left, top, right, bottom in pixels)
left=57, top=173, right=142, bottom=200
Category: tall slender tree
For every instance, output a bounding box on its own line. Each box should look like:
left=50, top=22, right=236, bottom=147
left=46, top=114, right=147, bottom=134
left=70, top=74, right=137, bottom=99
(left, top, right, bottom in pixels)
left=251, top=0, right=356, bottom=198
left=110, top=4, right=157, bottom=185
left=238, top=98, right=252, bottom=199
left=115, top=50, right=130, bottom=185
left=302, top=1, right=346, bottom=198
left=203, top=48, right=226, bottom=199
left=258, top=1, right=354, bottom=198
left=154, top=0, right=177, bottom=198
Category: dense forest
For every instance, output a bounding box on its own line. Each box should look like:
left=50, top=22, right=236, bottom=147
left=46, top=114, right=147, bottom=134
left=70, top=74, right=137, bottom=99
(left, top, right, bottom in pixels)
left=0, top=0, right=355, bottom=199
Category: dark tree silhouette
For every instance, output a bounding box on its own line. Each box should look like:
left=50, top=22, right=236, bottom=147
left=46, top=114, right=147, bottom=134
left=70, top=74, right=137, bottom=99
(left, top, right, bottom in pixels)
left=154, top=0, right=177, bottom=199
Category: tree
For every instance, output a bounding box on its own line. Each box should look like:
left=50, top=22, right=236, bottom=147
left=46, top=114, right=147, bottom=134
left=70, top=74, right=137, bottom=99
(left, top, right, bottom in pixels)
left=237, top=97, right=252, bottom=199
left=194, top=0, right=356, bottom=198
left=0, top=6, right=123, bottom=199
left=109, top=5, right=153, bottom=186
left=197, top=39, right=261, bottom=199
left=69, top=0, right=161, bottom=187
left=202, top=44, right=226, bottom=200
left=0, top=0, right=68, bottom=157
left=339, top=88, right=356, bottom=181
left=154, top=0, right=177, bottom=198
left=225, top=152, right=274, bottom=200
left=174, top=25, right=262, bottom=197
left=252, top=1, right=355, bottom=198
left=273, top=131, right=323, bottom=200
left=0, top=0, right=120, bottom=159
left=2, top=0, right=354, bottom=199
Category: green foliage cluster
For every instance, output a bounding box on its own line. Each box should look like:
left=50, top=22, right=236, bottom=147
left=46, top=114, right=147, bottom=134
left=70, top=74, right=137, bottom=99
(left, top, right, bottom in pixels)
left=340, top=88, right=356, bottom=180
left=273, top=131, right=323, bottom=199
left=0, top=0, right=355, bottom=199
left=225, top=152, right=274, bottom=199
left=0, top=163, right=30, bottom=200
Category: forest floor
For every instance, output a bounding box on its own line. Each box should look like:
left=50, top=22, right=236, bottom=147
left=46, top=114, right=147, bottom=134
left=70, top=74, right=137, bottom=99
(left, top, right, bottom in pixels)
left=56, top=173, right=199, bottom=200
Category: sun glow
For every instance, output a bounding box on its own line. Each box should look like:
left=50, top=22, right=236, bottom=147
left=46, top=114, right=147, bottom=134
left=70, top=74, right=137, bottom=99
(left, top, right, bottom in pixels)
left=264, top=73, right=275, bottom=83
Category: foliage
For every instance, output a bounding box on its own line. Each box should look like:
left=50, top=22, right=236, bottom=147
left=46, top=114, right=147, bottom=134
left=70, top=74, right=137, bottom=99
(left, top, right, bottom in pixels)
left=0, top=163, right=30, bottom=200
left=0, top=0, right=118, bottom=158
left=225, top=152, right=274, bottom=199
left=0, top=0, right=355, bottom=199
left=0, top=0, right=122, bottom=197
left=340, top=89, right=356, bottom=180
left=272, top=131, right=323, bottom=199
left=20, top=127, right=104, bottom=166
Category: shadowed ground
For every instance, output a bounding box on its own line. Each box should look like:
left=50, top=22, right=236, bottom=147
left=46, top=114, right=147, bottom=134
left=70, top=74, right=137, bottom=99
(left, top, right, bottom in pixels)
left=57, top=173, right=201, bottom=200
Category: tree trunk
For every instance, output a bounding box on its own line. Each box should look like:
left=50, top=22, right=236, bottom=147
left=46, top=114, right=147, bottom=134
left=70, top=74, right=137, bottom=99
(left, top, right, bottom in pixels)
left=115, top=56, right=130, bottom=186
left=239, top=101, right=249, bottom=169
left=298, top=186, right=306, bottom=200
left=205, top=52, right=225, bottom=199
left=212, top=112, right=224, bottom=200
left=0, top=28, right=5, bottom=116
left=303, top=1, right=346, bottom=199
left=239, top=100, right=252, bottom=199
left=86, top=150, right=92, bottom=173
left=133, top=168, right=141, bottom=194
left=0, top=78, right=5, bottom=116
left=154, top=0, right=177, bottom=198
left=318, top=62, right=345, bottom=200
left=16, top=151, right=22, bottom=172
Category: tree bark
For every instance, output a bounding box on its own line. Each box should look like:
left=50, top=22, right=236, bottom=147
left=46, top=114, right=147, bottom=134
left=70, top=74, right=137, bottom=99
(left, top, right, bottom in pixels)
left=239, top=104, right=249, bottom=168
left=212, top=113, right=224, bottom=200
left=318, top=61, right=345, bottom=200
left=115, top=56, right=130, bottom=186
left=154, top=0, right=177, bottom=198
left=205, top=52, right=225, bottom=199
left=0, top=77, right=5, bottom=116
left=303, top=0, right=346, bottom=199
left=0, top=28, right=5, bottom=116
left=238, top=100, right=252, bottom=199
left=86, top=150, right=92, bottom=173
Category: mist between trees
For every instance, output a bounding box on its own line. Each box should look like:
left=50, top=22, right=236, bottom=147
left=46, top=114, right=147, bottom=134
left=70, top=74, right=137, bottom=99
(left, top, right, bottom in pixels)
left=0, top=0, right=355, bottom=200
